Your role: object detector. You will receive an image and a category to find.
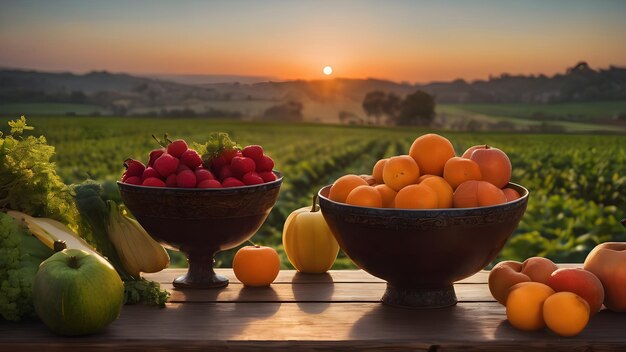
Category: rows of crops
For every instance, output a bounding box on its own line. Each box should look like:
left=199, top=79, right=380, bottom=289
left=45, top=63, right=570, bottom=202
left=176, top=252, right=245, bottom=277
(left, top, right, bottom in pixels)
left=7, top=116, right=626, bottom=268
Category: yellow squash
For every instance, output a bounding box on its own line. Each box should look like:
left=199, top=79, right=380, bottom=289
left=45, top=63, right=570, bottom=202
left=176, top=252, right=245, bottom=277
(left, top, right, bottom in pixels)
left=282, top=195, right=339, bottom=273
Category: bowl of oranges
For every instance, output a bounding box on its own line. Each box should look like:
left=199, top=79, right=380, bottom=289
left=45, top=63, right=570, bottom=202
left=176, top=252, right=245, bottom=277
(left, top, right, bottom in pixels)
left=318, top=133, right=528, bottom=309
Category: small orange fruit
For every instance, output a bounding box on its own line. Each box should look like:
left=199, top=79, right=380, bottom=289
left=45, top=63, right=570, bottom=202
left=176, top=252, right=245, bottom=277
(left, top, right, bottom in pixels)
left=409, top=134, right=456, bottom=176
left=359, top=174, right=376, bottom=186
left=543, top=292, right=590, bottom=337
left=420, top=176, right=453, bottom=208
left=466, top=145, right=512, bottom=188
left=346, top=185, right=383, bottom=208
left=443, top=157, right=482, bottom=190
left=506, top=282, right=555, bottom=331
left=394, top=184, right=438, bottom=209
left=453, top=180, right=507, bottom=208
left=372, top=159, right=388, bottom=184
left=417, top=174, right=436, bottom=183
left=233, top=245, right=281, bottom=287
left=502, top=187, right=521, bottom=202
left=383, top=155, right=420, bottom=191
left=374, top=184, right=397, bottom=208
left=329, top=174, right=369, bottom=203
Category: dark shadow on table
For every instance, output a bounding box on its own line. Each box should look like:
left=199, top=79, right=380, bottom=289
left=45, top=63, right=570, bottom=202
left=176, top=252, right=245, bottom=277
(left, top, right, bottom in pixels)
left=292, top=272, right=335, bottom=314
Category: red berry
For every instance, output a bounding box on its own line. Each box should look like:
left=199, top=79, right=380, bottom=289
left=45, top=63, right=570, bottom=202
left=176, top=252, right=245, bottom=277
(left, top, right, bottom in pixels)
left=231, top=156, right=256, bottom=177
left=242, top=171, right=264, bottom=185
left=167, top=139, right=188, bottom=158
left=195, top=168, right=215, bottom=182
left=124, top=176, right=142, bottom=185
left=123, top=159, right=146, bottom=177
left=219, top=165, right=234, bottom=181
left=142, top=177, right=166, bottom=187
left=211, top=149, right=242, bottom=171
left=148, top=148, right=165, bottom=167
left=142, top=167, right=161, bottom=181
left=153, top=153, right=179, bottom=177
left=242, top=145, right=264, bottom=160
left=181, top=149, right=202, bottom=169
left=176, top=170, right=197, bottom=188
left=256, top=155, right=274, bottom=172
left=166, top=174, right=178, bottom=187
left=258, top=171, right=277, bottom=183
left=177, top=163, right=191, bottom=173
left=197, top=179, right=222, bottom=188
left=222, top=177, right=245, bottom=188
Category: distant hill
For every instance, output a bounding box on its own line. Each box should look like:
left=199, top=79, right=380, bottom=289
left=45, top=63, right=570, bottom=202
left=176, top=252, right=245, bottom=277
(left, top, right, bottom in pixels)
left=1, top=62, right=625, bottom=126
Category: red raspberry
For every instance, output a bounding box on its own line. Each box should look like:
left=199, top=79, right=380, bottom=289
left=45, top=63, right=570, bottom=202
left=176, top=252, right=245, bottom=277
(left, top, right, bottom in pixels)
left=153, top=153, right=179, bottom=177
left=210, top=149, right=242, bottom=171
left=222, top=177, right=245, bottom=188
left=176, top=170, right=197, bottom=188
left=181, top=149, right=203, bottom=169
left=255, top=155, right=274, bottom=172
left=197, top=179, right=222, bottom=188
left=167, top=139, right=188, bottom=158
left=165, top=174, right=178, bottom=187
left=258, top=171, right=277, bottom=183
left=219, top=165, right=234, bottom=181
left=148, top=148, right=165, bottom=167
left=195, top=168, right=215, bottom=182
left=124, top=176, right=142, bottom=185
left=231, top=156, right=256, bottom=177
left=142, top=167, right=161, bottom=181
left=242, top=171, right=264, bottom=185
left=142, top=177, right=166, bottom=187
left=242, top=145, right=264, bottom=160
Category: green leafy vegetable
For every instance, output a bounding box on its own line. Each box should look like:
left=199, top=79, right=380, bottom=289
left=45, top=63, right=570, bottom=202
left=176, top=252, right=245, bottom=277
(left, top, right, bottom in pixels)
left=0, top=212, right=53, bottom=321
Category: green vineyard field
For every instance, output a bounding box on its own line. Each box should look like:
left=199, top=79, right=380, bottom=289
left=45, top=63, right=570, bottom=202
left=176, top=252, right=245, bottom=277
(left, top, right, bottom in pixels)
left=4, top=116, right=625, bottom=269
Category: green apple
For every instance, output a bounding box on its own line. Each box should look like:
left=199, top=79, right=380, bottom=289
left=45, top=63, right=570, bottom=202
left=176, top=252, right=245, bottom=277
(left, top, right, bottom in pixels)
left=33, top=249, right=124, bottom=336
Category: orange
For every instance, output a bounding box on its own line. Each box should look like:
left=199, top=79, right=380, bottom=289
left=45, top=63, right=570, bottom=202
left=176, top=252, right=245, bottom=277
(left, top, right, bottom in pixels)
left=233, top=245, right=281, bottom=287
left=420, top=176, right=453, bottom=208
left=374, top=184, right=397, bottom=208
left=409, top=134, right=456, bottom=176
left=394, top=184, right=438, bottom=209
left=346, top=185, right=383, bottom=208
left=328, top=174, right=368, bottom=203
left=372, top=158, right=388, bottom=184
left=382, top=155, right=420, bottom=191
left=443, top=157, right=482, bottom=190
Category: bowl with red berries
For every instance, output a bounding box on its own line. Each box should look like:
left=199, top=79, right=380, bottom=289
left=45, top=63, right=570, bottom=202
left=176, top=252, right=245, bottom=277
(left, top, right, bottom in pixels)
left=118, top=133, right=283, bottom=289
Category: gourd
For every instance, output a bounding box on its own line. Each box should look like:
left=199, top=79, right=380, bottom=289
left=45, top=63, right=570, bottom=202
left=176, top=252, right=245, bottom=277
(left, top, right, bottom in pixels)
left=282, top=195, right=339, bottom=273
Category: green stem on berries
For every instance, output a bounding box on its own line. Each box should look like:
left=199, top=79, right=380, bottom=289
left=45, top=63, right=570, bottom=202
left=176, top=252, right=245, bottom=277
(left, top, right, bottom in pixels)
left=151, top=134, right=166, bottom=148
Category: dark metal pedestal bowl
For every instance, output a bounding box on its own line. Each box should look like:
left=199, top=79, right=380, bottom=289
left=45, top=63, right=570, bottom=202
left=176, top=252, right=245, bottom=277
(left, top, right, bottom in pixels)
left=118, top=172, right=282, bottom=289
left=318, top=183, right=528, bottom=309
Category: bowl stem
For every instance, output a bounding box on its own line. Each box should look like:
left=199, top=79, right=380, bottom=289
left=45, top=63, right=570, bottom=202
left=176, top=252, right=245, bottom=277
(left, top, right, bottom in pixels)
left=173, top=253, right=228, bottom=289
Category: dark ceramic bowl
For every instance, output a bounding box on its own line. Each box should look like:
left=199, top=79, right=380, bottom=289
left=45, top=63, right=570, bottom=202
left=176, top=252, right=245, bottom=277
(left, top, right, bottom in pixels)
left=118, top=172, right=283, bottom=289
left=318, top=182, right=528, bottom=308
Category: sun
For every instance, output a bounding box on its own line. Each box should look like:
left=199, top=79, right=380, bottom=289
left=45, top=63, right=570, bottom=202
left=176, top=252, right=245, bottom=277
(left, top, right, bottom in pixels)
left=323, top=65, right=333, bottom=76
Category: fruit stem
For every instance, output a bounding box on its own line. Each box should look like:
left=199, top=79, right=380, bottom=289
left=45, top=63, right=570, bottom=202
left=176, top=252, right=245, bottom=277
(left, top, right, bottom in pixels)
left=151, top=134, right=165, bottom=148
left=68, top=256, right=80, bottom=269
left=247, top=239, right=259, bottom=248
left=311, top=194, right=319, bottom=212
left=53, top=240, right=67, bottom=252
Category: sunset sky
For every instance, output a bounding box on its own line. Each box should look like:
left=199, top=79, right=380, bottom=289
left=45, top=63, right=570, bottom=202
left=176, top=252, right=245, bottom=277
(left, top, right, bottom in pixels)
left=1, top=0, right=625, bottom=83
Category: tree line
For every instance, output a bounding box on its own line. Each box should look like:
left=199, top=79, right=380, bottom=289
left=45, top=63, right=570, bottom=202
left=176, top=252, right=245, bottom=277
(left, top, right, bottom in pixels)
left=361, top=89, right=436, bottom=126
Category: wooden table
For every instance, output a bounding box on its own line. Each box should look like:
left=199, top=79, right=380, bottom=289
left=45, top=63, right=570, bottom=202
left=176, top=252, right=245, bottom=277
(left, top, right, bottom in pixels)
left=2, top=267, right=625, bottom=351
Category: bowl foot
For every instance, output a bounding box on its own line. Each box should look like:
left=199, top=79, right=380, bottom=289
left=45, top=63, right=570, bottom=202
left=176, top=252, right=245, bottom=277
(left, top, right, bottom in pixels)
left=172, top=255, right=228, bottom=289
left=382, top=284, right=457, bottom=309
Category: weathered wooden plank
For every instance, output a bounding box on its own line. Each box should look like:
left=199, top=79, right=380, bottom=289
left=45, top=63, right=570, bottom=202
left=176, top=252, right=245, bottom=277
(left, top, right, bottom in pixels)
left=145, top=269, right=490, bottom=285
left=162, top=282, right=495, bottom=303
left=1, top=302, right=624, bottom=351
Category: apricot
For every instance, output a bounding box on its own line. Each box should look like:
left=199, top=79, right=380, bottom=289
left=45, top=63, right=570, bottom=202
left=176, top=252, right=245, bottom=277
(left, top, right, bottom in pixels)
left=409, top=133, right=455, bottom=176
left=372, top=158, right=388, bottom=184
left=461, top=144, right=486, bottom=158
left=502, top=187, right=521, bottom=202
left=328, top=174, right=369, bottom=203
left=417, top=174, right=435, bottom=183
left=506, top=282, right=555, bottom=331
left=346, top=185, right=383, bottom=208
left=452, top=180, right=507, bottom=208
left=543, top=292, right=590, bottom=337
left=382, top=155, right=420, bottom=191
left=466, top=145, right=512, bottom=188
left=443, top=157, right=482, bottom=190
left=488, top=260, right=531, bottom=305
left=419, top=176, right=453, bottom=208
left=546, top=268, right=604, bottom=315
left=359, top=174, right=376, bottom=186
left=394, top=184, right=438, bottom=209
left=374, top=184, right=397, bottom=208
left=520, top=257, right=558, bottom=285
